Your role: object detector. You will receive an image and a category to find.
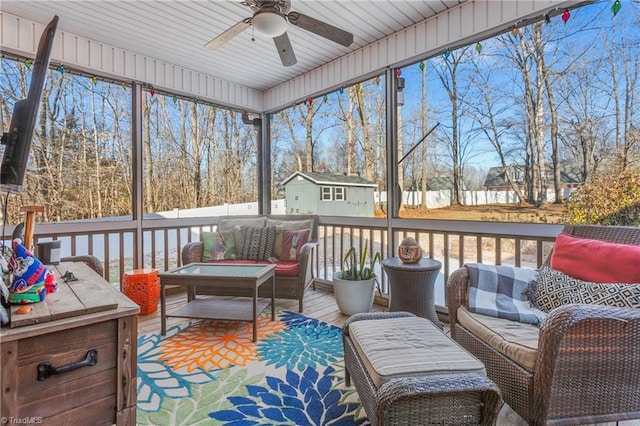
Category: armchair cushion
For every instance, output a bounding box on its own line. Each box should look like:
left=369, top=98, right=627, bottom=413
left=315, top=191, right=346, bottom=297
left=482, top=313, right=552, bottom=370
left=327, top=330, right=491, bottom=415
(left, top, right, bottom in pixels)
left=531, top=266, right=640, bottom=313
left=550, top=232, right=640, bottom=283
left=466, top=263, right=546, bottom=325
left=456, top=307, right=539, bottom=371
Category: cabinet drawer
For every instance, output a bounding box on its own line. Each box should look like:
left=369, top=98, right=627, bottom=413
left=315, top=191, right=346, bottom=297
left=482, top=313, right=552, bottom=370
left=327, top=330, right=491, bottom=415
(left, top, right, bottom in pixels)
left=11, top=320, right=119, bottom=423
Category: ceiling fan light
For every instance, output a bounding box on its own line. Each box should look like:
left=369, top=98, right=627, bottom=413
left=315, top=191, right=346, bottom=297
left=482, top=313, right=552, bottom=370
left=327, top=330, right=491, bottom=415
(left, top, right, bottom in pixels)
left=253, top=11, right=287, bottom=37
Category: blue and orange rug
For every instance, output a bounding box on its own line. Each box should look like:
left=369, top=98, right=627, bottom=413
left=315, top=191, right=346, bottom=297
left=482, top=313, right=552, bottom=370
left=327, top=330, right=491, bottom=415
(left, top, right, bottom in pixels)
left=136, top=310, right=368, bottom=425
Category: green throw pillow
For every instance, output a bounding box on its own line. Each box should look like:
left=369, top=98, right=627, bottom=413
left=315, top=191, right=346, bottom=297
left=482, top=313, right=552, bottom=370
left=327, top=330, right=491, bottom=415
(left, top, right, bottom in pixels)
left=202, top=230, right=236, bottom=261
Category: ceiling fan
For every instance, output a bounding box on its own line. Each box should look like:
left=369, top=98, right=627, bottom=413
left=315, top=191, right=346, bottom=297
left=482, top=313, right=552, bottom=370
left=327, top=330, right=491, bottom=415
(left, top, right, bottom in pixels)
left=205, top=0, right=354, bottom=67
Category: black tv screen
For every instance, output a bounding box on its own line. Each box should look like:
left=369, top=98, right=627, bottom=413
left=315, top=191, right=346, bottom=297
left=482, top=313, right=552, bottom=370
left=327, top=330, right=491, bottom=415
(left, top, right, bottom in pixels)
left=1, top=15, right=58, bottom=193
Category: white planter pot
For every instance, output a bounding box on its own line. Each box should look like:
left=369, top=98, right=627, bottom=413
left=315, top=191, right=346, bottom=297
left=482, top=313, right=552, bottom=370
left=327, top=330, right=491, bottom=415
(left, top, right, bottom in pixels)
left=332, top=271, right=376, bottom=316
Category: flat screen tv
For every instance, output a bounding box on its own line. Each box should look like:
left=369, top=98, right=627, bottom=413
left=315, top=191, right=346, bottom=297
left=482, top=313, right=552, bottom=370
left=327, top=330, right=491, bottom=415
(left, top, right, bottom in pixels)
left=1, top=15, right=58, bottom=193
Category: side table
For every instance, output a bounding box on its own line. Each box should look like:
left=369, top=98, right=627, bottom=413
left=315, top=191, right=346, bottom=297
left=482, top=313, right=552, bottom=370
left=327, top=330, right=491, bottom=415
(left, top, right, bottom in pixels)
left=122, top=268, right=160, bottom=315
left=382, top=257, right=443, bottom=328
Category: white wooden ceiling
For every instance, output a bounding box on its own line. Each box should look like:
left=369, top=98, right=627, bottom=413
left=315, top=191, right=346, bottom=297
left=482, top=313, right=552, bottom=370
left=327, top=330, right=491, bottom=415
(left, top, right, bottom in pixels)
left=1, top=0, right=465, bottom=91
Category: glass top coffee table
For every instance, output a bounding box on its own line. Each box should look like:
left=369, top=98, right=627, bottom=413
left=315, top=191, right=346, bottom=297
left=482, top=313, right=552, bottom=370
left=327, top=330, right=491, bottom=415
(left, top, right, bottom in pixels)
left=159, top=263, right=276, bottom=342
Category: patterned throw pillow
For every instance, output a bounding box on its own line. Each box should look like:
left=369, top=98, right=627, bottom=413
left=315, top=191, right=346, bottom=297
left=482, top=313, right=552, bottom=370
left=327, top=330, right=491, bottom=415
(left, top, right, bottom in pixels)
left=267, top=218, right=314, bottom=257
left=466, top=263, right=546, bottom=325
left=202, top=231, right=235, bottom=261
left=280, top=229, right=311, bottom=262
left=238, top=226, right=276, bottom=261
left=531, top=266, right=640, bottom=313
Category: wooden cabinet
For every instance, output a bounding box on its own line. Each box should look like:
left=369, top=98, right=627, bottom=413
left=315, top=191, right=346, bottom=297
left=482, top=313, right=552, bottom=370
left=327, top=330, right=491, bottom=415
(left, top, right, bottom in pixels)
left=0, top=262, right=139, bottom=425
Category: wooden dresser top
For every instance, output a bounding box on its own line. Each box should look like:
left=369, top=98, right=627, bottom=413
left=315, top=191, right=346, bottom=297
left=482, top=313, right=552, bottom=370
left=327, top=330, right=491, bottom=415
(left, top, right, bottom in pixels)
left=1, top=261, right=139, bottom=339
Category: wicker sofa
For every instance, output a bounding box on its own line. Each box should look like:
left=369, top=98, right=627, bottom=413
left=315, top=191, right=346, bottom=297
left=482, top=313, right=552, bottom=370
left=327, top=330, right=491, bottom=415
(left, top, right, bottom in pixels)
left=181, top=214, right=317, bottom=312
left=447, top=224, right=640, bottom=425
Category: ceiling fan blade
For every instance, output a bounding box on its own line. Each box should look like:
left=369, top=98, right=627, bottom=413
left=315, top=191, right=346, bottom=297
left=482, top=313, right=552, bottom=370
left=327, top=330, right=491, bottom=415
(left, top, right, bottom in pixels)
left=273, top=32, right=297, bottom=66
left=204, top=18, right=251, bottom=50
left=286, top=11, right=353, bottom=47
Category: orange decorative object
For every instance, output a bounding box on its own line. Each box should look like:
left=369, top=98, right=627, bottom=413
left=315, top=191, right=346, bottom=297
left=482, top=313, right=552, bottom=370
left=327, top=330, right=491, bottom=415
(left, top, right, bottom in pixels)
left=122, top=268, right=160, bottom=315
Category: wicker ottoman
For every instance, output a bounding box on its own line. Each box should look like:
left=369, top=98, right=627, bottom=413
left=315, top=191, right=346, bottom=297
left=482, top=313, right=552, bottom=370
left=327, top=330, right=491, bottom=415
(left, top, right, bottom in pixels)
left=343, top=312, right=502, bottom=426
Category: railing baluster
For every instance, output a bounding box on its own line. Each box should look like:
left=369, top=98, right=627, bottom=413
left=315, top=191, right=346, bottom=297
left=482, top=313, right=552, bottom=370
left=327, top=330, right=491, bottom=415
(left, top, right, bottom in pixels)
left=29, top=216, right=560, bottom=310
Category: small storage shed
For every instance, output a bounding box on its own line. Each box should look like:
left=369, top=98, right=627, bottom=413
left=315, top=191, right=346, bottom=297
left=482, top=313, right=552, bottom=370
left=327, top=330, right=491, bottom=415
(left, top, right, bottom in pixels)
left=281, top=171, right=377, bottom=217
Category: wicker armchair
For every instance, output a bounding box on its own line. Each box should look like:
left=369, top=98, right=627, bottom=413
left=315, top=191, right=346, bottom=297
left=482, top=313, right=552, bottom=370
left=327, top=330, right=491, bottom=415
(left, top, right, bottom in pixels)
left=447, top=224, right=640, bottom=425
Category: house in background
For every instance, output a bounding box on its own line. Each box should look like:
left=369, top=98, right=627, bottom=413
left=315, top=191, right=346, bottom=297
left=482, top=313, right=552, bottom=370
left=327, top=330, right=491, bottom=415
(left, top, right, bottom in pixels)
left=425, top=176, right=457, bottom=191
left=484, top=163, right=582, bottom=191
left=281, top=171, right=377, bottom=217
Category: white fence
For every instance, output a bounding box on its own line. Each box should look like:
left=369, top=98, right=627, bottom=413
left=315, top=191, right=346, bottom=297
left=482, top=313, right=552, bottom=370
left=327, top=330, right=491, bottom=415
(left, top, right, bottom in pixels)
left=376, top=188, right=575, bottom=208
left=154, top=200, right=287, bottom=218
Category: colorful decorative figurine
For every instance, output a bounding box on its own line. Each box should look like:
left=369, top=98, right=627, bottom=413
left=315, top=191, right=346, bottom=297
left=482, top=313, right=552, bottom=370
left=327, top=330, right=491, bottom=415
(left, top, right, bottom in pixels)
left=398, top=237, right=422, bottom=264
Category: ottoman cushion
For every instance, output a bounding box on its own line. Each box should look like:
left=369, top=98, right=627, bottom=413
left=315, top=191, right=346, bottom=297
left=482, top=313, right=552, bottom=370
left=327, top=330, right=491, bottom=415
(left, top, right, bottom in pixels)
left=349, top=316, right=486, bottom=388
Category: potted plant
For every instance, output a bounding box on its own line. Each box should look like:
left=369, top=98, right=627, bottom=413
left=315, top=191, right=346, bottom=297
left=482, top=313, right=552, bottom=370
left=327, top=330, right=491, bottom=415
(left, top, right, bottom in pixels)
left=333, top=244, right=381, bottom=316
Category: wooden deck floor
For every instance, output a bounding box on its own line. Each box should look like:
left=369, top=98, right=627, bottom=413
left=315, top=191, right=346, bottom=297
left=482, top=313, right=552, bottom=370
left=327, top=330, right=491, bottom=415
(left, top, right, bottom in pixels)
left=137, top=285, right=384, bottom=334
left=135, top=286, right=531, bottom=426
left=135, top=287, right=640, bottom=426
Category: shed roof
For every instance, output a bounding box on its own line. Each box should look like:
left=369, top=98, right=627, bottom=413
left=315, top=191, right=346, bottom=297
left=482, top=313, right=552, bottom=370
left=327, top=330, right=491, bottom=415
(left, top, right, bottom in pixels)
left=281, top=171, right=377, bottom=188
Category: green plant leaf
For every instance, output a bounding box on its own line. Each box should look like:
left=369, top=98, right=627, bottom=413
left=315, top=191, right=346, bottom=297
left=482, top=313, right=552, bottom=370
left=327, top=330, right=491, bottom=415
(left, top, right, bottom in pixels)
left=338, top=243, right=380, bottom=281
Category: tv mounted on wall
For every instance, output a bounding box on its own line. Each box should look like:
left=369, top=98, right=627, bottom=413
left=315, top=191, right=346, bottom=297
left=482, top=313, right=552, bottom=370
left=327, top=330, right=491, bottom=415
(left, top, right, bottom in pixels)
left=1, top=15, right=58, bottom=193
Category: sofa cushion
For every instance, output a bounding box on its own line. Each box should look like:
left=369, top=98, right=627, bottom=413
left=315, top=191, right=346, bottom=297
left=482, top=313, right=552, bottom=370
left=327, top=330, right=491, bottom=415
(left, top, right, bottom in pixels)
left=457, top=307, right=539, bottom=372
left=531, top=266, right=640, bottom=313
left=550, top=232, right=640, bottom=284
left=211, top=259, right=259, bottom=266
left=349, top=316, right=486, bottom=388
left=202, top=230, right=235, bottom=261
left=274, top=261, right=300, bottom=277
left=238, top=226, right=277, bottom=261
left=267, top=218, right=314, bottom=257
left=209, top=259, right=299, bottom=277
left=280, top=229, right=311, bottom=262
left=466, top=263, right=546, bottom=325
left=218, top=216, right=266, bottom=250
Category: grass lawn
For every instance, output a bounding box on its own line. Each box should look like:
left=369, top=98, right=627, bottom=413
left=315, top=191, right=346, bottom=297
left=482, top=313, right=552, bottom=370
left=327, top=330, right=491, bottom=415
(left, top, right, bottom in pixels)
left=387, top=203, right=567, bottom=224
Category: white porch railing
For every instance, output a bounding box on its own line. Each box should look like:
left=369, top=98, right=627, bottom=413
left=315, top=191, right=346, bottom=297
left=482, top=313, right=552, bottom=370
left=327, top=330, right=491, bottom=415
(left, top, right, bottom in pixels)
left=24, top=215, right=562, bottom=309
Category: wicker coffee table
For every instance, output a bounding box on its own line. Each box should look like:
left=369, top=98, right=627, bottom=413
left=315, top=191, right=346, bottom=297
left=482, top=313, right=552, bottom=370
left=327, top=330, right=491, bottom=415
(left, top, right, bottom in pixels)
left=159, top=263, right=276, bottom=341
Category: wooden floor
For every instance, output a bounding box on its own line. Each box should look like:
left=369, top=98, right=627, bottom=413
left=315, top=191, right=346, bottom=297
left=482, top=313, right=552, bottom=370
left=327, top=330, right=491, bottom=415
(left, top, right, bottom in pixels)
left=137, top=284, right=383, bottom=334
left=135, top=286, right=638, bottom=426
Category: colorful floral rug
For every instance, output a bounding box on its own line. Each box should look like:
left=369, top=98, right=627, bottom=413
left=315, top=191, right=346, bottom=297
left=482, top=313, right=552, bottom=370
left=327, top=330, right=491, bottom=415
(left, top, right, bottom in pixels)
left=136, top=309, right=368, bottom=425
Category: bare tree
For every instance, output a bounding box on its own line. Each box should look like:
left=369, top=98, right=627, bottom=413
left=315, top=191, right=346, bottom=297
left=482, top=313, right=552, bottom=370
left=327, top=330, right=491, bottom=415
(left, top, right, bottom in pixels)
left=353, top=83, right=375, bottom=181
left=467, top=60, right=526, bottom=204
left=433, top=47, right=472, bottom=205
left=420, top=62, right=429, bottom=208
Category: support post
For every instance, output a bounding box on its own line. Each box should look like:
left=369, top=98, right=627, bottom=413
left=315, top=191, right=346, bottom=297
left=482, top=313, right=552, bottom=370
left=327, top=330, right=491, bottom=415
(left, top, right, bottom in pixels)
left=19, top=205, right=44, bottom=251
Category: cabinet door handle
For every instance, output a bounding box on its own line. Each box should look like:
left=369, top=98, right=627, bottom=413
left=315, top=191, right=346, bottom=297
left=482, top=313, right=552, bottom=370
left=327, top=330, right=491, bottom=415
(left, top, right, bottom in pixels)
left=37, top=349, right=98, bottom=381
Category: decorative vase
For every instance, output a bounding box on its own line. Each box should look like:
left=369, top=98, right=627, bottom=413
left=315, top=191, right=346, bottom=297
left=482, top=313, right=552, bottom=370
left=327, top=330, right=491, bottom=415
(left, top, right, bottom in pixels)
left=398, top=237, right=422, bottom=263
left=332, top=271, right=376, bottom=316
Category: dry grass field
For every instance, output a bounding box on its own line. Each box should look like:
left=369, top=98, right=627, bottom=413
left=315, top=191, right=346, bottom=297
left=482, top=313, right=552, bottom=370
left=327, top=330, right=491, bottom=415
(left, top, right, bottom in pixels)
left=390, top=203, right=567, bottom=224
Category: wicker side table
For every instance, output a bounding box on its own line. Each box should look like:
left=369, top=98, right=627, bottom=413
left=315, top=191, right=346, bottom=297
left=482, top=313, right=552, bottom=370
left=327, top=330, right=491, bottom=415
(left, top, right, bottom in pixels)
left=382, top=257, right=442, bottom=328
